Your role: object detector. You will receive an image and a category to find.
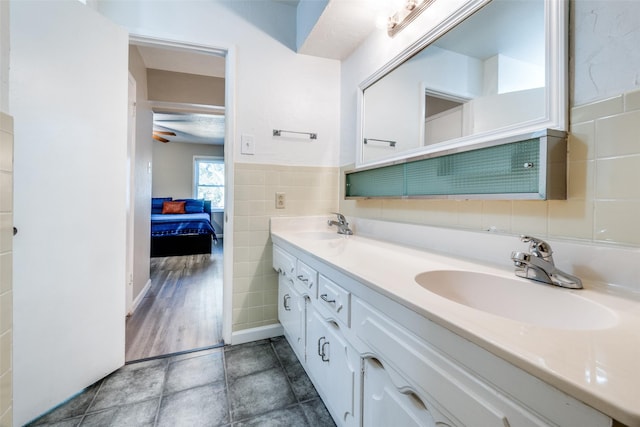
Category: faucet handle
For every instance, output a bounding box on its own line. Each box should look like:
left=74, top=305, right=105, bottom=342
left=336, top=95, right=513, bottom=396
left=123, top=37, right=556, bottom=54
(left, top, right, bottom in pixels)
left=331, top=212, right=347, bottom=223
left=520, top=235, right=553, bottom=259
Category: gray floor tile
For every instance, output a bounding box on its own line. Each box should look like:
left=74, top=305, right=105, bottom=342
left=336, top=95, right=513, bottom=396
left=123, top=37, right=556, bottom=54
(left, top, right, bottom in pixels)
left=28, top=340, right=331, bottom=427
left=165, top=350, right=225, bottom=394
left=168, top=346, right=223, bottom=363
left=80, top=399, right=158, bottom=427
left=29, top=381, right=101, bottom=425
left=301, top=398, right=336, bottom=427
left=29, top=418, right=83, bottom=427
left=283, top=361, right=319, bottom=402
left=232, top=405, right=309, bottom=427
left=228, top=367, right=297, bottom=421
left=89, top=359, right=167, bottom=411
left=156, top=383, right=229, bottom=427
left=271, top=336, right=299, bottom=366
left=224, top=340, right=280, bottom=380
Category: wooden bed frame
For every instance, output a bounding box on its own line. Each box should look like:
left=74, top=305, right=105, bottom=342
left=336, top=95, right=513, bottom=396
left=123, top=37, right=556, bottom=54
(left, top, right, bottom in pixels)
left=150, top=199, right=215, bottom=257
left=150, top=234, right=213, bottom=257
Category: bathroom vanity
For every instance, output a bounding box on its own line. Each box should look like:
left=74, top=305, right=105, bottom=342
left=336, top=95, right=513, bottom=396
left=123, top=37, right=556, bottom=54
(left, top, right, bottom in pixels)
left=271, top=216, right=640, bottom=427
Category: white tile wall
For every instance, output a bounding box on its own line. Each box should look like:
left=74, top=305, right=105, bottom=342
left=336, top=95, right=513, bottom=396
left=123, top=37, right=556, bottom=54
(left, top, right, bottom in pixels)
left=0, top=112, right=13, bottom=427
left=232, top=163, right=339, bottom=332
left=341, top=89, right=640, bottom=248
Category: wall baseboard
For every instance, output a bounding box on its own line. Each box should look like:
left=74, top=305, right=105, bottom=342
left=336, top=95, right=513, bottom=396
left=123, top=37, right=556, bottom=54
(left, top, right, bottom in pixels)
left=129, top=278, right=152, bottom=316
left=230, top=323, right=283, bottom=345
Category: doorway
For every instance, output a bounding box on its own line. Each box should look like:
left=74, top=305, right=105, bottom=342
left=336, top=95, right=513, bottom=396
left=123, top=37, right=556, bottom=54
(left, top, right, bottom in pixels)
left=125, top=37, right=234, bottom=362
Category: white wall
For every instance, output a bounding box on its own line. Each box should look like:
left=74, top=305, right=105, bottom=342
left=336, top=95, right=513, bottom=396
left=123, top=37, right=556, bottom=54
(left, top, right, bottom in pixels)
left=99, top=0, right=341, bottom=168
left=128, top=46, right=153, bottom=301
left=0, top=5, right=11, bottom=424
left=0, top=0, right=9, bottom=113
left=152, top=141, right=224, bottom=199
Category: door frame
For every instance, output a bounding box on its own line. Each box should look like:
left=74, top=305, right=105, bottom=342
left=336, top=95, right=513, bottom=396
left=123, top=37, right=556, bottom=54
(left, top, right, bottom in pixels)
left=128, top=35, right=235, bottom=345
left=126, top=72, right=136, bottom=314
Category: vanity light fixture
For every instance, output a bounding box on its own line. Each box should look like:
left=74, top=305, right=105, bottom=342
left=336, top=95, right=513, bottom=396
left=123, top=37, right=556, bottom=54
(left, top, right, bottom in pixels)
left=387, top=0, right=437, bottom=37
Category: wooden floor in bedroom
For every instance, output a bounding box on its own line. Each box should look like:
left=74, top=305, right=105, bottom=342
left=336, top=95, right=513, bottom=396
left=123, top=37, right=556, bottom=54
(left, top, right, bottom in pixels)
left=125, top=242, right=224, bottom=362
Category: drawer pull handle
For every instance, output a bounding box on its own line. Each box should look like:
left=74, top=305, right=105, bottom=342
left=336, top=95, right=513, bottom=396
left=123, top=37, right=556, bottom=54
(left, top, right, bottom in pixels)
left=321, top=341, right=330, bottom=362
left=317, top=336, right=326, bottom=356
left=320, top=294, right=336, bottom=304
left=297, top=275, right=309, bottom=282
left=283, top=294, right=291, bottom=311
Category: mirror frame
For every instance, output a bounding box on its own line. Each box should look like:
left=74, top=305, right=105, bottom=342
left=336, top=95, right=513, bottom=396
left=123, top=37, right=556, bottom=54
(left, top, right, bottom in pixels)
left=355, top=0, right=567, bottom=168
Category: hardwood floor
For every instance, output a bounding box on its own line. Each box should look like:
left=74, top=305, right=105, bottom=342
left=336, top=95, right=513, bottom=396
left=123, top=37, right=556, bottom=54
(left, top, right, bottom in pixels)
left=125, top=242, right=223, bottom=362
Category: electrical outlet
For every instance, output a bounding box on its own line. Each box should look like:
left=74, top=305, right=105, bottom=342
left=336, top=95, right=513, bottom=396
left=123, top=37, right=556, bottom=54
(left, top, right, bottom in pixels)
left=275, top=192, right=286, bottom=209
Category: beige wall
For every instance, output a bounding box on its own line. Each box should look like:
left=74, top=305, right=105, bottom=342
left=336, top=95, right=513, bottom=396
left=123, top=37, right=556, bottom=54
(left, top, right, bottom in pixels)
left=340, top=90, right=640, bottom=248
left=0, top=113, right=13, bottom=427
left=232, top=164, right=338, bottom=331
left=147, top=69, right=225, bottom=106
left=152, top=141, right=224, bottom=199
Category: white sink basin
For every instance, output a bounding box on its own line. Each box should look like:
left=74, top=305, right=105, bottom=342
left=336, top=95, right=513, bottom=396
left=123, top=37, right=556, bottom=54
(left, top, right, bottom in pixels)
left=415, top=270, right=618, bottom=330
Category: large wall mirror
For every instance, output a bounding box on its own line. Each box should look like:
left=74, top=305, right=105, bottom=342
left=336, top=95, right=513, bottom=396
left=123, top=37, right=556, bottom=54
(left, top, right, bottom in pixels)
left=358, top=0, right=567, bottom=166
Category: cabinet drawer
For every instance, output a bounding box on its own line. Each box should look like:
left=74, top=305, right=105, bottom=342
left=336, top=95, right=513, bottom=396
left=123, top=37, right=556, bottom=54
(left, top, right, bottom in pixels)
left=318, top=275, right=350, bottom=327
left=354, top=298, right=532, bottom=427
left=273, top=245, right=296, bottom=278
left=295, top=259, right=318, bottom=297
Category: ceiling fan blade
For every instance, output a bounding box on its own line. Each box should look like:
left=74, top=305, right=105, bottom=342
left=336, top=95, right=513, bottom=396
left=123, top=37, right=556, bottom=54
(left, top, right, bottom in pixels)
left=153, top=131, right=177, bottom=136
left=153, top=134, right=169, bottom=143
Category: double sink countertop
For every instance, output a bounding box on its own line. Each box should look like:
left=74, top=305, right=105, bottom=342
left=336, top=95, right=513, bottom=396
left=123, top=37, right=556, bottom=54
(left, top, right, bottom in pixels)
left=270, top=216, right=640, bottom=426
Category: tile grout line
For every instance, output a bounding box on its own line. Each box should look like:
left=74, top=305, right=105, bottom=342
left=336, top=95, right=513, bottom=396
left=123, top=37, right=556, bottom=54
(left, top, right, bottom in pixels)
left=222, top=348, right=233, bottom=424
left=75, top=378, right=106, bottom=426
left=270, top=338, right=318, bottom=426
left=152, top=359, right=170, bottom=427
left=270, top=339, right=302, bottom=404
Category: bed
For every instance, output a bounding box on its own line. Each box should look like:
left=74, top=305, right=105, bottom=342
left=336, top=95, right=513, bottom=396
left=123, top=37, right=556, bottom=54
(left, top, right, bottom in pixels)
left=150, top=197, right=218, bottom=257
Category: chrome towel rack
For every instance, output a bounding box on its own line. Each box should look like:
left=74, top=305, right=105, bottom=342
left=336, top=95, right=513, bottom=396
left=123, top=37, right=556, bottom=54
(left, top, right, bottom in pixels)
left=364, top=138, right=396, bottom=147
left=273, top=129, right=317, bottom=140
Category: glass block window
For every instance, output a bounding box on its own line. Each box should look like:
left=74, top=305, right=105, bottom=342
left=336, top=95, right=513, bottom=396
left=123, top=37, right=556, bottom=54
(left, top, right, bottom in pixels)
left=346, top=139, right=542, bottom=199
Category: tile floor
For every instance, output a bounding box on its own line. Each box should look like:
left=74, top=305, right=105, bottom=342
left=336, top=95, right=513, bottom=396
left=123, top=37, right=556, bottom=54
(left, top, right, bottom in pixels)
left=28, top=337, right=336, bottom=427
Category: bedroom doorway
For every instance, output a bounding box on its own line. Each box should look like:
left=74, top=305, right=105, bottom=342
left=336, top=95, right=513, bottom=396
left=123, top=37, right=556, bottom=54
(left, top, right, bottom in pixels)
left=124, top=37, right=234, bottom=362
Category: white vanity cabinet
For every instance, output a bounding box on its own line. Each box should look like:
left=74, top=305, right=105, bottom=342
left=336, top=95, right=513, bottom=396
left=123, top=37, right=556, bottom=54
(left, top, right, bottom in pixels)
left=277, top=274, right=306, bottom=361
left=306, top=308, right=358, bottom=426
left=272, top=243, right=612, bottom=427
left=362, top=358, right=454, bottom=427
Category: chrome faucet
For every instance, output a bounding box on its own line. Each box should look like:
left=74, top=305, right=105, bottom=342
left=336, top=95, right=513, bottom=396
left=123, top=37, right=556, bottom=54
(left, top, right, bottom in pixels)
left=510, top=235, right=582, bottom=289
left=327, top=213, right=353, bottom=235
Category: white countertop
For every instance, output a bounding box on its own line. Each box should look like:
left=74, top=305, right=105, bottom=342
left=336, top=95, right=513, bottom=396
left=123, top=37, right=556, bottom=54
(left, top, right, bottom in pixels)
left=271, top=216, right=640, bottom=426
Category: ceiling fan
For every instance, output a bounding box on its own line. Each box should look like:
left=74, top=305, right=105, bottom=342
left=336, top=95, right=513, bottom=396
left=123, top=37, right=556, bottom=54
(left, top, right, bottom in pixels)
left=152, top=130, right=176, bottom=143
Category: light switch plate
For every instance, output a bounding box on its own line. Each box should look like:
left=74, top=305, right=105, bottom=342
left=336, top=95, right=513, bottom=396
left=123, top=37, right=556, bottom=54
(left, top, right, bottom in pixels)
left=241, top=134, right=255, bottom=155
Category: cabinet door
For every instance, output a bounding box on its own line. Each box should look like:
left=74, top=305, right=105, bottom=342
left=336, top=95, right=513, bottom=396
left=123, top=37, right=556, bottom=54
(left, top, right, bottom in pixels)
left=363, top=358, right=442, bottom=427
left=278, top=276, right=305, bottom=360
left=306, top=308, right=357, bottom=427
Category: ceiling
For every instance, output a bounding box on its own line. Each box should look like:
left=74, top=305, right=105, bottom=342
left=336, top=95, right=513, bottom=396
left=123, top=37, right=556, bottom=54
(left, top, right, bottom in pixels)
left=297, top=0, right=380, bottom=60
left=133, top=44, right=226, bottom=145
left=153, top=112, right=225, bottom=145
